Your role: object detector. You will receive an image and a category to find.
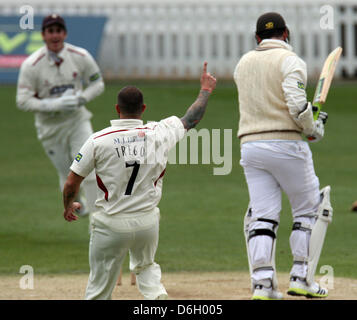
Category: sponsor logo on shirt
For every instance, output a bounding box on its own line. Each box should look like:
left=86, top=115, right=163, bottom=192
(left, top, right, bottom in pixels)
left=75, top=153, right=83, bottom=162
left=50, top=84, right=75, bottom=96
left=113, top=135, right=146, bottom=145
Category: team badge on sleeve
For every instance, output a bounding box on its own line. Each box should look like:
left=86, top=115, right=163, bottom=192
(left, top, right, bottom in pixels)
left=75, top=153, right=83, bottom=162
left=89, top=72, right=100, bottom=82
left=297, top=81, right=305, bottom=90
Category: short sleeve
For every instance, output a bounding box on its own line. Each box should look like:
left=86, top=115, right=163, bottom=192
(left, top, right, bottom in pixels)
left=70, top=136, right=95, bottom=178
left=157, top=116, right=186, bottom=150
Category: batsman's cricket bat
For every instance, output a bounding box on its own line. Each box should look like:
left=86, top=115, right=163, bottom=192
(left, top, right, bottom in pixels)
left=312, top=46, right=343, bottom=120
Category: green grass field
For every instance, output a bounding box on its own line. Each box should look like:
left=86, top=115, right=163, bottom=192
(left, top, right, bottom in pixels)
left=1, top=81, right=357, bottom=279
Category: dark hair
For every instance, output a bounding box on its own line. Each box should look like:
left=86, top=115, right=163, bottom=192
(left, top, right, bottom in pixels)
left=256, top=28, right=286, bottom=40
left=117, top=86, right=144, bottom=115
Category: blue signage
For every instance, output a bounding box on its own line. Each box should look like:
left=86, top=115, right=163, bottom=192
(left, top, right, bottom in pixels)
left=0, top=15, right=107, bottom=83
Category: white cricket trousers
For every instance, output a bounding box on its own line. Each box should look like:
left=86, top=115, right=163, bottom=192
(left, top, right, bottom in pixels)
left=40, top=120, right=97, bottom=213
left=240, top=141, right=321, bottom=284
left=85, top=208, right=167, bottom=300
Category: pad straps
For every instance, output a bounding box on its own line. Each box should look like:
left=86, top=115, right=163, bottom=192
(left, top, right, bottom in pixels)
left=248, top=218, right=279, bottom=241
left=291, top=220, right=313, bottom=264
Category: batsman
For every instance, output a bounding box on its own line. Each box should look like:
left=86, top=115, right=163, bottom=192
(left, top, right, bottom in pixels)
left=233, top=12, right=333, bottom=299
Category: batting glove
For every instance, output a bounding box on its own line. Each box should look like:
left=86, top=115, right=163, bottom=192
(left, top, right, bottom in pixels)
left=307, top=118, right=325, bottom=143
left=307, top=110, right=328, bottom=143
left=318, top=111, right=328, bottom=124
left=296, top=102, right=325, bottom=143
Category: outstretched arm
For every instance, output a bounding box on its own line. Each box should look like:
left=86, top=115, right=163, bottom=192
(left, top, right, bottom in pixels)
left=181, top=62, right=216, bottom=130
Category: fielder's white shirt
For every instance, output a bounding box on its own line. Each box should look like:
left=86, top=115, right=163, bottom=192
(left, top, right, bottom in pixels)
left=16, top=42, right=104, bottom=140
left=70, top=117, right=186, bottom=215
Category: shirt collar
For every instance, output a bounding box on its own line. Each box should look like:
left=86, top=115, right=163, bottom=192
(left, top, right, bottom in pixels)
left=110, top=119, right=144, bottom=128
left=260, top=39, right=293, bottom=51
left=46, top=43, right=66, bottom=66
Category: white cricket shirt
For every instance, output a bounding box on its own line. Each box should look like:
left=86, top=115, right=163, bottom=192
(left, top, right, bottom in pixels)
left=70, top=117, right=186, bottom=214
left=16, top=42, right=104, bottom=140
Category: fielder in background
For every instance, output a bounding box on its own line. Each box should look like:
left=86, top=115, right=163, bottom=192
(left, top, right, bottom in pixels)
left=62, top=62, right=216, bottom=300
left=16, top=14, right=104, bottom=216
left=234, top=12, right=333, bottom=300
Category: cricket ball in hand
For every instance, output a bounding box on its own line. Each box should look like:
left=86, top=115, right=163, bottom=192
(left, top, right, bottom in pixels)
left=73, top=202, right=81, bottom=212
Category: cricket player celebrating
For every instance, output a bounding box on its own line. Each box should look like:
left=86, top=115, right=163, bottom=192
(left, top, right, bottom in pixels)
left=16, top=14, right=104, bottom=216
left=234, top=12, right=332, bottom=300
left=62, top=62, right=216, bottom=300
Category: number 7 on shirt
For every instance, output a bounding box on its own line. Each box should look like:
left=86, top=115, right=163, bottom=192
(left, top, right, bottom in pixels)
left=125, top=161, right=140, bottom=195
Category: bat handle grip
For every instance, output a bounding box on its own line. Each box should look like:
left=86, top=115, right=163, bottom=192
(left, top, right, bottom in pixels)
left=312, top=104, right=320, bottom=121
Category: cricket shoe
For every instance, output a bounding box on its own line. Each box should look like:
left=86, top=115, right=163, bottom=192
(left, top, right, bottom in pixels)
left=155, top=293, right=168, bottom=300
left=287, top=277, right=328, bottom=298
left=252, top=284, right=283, bottom=300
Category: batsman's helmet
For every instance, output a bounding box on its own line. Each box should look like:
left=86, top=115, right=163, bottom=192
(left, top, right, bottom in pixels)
left=255, top=12, right=287, bottom=37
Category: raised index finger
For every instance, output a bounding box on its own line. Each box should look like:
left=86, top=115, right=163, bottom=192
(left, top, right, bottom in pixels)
left=203, top=61, right=208, bottom=74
